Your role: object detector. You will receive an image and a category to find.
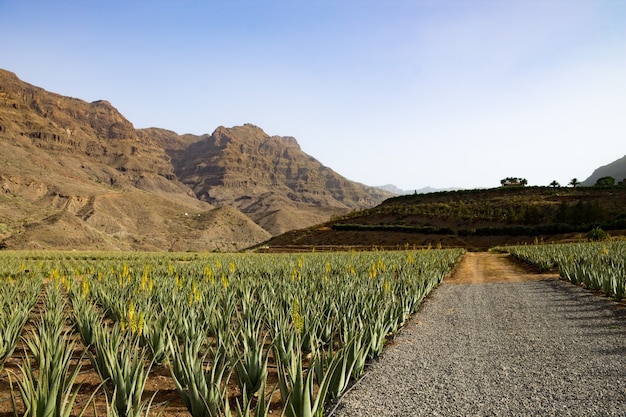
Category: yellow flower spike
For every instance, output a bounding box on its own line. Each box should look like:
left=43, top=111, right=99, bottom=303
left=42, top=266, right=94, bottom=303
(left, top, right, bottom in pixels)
left=215, top=259, right=221, bottom=269
left=383, top=278, right=390, bottom=293
left=229, top=261, right=235, bottom=274
left=127, top=301, right=135, bottom=325
left=97, top=271, right=102, bottom=281
left=148, top=276, right=153, bottom=291
left=120, top=319, right=126, bottom=333
left=406, top=252, right=414, bottom=265
left=377, top=258, right=386, bottom=272
left=141, top=265, right=149, bottom=291
left=290, top=298, right=303, bottom=334
left=20, top=262, right=26, bottom=273
left=138, top=313, right=145, bottom=335
left=221, top=272, right=228, bottom=289
left=81, top=279, right=89, bottom=299
left=203, top=265, right=214, bottom=283
left=205, top=268, right=214, bottom=284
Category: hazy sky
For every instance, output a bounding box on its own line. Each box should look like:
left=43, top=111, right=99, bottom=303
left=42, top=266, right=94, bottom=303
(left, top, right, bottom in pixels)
left=1, top=0, right=625, bottom=190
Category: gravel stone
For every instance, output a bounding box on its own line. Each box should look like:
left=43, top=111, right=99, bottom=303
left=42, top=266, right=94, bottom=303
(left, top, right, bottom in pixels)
left=328, top=279, right=626, bottom=416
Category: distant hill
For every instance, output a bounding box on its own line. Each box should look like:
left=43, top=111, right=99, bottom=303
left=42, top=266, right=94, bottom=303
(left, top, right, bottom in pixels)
left=260, top=186, right=626, bottom=251
left=0, top=68, right=389, bottom=250
left=376, top=184, right=462, bottom=195
left=583, top=154, right=626, bottom=186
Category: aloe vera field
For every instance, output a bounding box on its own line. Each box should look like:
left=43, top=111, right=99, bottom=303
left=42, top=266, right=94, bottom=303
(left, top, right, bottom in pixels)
left=2, top=242, right=625, bottom=417
left=0, top=248, right=464, bottom=417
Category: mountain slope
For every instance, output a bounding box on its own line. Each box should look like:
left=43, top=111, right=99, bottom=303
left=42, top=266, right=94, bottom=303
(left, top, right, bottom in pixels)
left=583, top=154, right=626, bottom=186
left=261, top=186, right=626, bottom=251
left=0, top=69, right=270, bottom=251
left=168, top=123, right=393, bottom=235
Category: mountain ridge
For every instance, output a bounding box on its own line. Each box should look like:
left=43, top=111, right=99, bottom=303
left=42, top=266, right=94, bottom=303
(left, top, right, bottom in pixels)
left=583, top=154, right=626, bottom=186
left=0, top=68, right=390, bottom=250
left=146, top=123, right=392, bottom=235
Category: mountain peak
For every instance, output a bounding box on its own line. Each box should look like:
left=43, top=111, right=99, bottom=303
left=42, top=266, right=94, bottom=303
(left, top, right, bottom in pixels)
left=1, top=68, right=392, bottom=249
left=169, top=124, right=392, bottom=235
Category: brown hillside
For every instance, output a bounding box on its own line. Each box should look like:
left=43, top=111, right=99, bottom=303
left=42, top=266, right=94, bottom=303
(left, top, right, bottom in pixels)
left=169, top=123, right=393, bottom=235
left=260, top=186, right=626, bottom=251
left=0, top=69, right=270, bottom=251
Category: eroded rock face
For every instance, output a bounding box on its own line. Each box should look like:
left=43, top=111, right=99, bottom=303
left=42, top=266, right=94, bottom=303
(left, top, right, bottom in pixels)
left=169, top=123, right=393, bottom=234
left=0, top=69, right=391, bottom=247
left=0, top=69, right=177, bottom=184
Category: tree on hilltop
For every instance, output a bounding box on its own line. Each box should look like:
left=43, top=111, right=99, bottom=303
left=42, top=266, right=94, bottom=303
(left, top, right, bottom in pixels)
left=549, top=180, right=560, bottom=188
left=500, top=177, right=527, bottom=187
left=569, top=178, right=580, bottom=188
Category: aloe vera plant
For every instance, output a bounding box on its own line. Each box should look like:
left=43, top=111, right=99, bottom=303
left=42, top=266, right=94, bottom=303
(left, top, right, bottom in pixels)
left=169, top=335, right=232, bottom=417
left=11, top=285, right=96, bottom=417
left=231, top=315, right=269, bottom=397
left=274, top=340, right=340, bottom=417
left=89, top=325, right=154, bottom=417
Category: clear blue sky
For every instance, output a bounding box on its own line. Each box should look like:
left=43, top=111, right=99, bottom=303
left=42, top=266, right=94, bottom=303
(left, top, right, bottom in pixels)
left=1, top=0, right=625, bottom=190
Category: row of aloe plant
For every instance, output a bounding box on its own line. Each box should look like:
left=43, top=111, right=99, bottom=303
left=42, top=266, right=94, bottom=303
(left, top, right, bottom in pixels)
left=497, top=241, right=626, bottom=300
left=78, top=249, right=461, bottom=416
left=0, top=272, right=41, bottom=375
left=1, top=248, right=463, bottom=417
left=9, top=282, right=98, bottom=417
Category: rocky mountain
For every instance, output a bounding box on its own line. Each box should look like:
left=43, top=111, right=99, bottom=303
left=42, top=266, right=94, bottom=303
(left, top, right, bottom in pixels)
left=583, top=154, right=626, bottom=186
left=156, top=123, right=392, bottom=235
left=0, top=69, right=389, bottom=250
left=0, top=69, right=270, bottom=251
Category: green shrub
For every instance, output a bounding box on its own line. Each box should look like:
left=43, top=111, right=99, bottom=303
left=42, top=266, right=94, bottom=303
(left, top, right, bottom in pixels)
left=586, top=227, right=611, bottom=242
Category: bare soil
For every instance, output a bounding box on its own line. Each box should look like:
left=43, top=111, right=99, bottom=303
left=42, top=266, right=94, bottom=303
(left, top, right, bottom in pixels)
left=445, top=252, right=560, bottom=284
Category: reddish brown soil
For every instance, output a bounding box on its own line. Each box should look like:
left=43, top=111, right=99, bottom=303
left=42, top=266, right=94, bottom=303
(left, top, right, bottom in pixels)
left=445, top=252, right=560, bottom=284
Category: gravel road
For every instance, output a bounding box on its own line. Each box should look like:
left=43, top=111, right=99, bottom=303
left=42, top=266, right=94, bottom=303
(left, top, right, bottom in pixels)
left=328, top=253, right=626, bottom=416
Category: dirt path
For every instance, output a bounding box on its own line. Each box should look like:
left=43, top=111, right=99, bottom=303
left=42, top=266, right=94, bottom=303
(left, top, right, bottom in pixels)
left=329, top=252, right=626, bottom=416
left=446, top=251, right=559, bottom=284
